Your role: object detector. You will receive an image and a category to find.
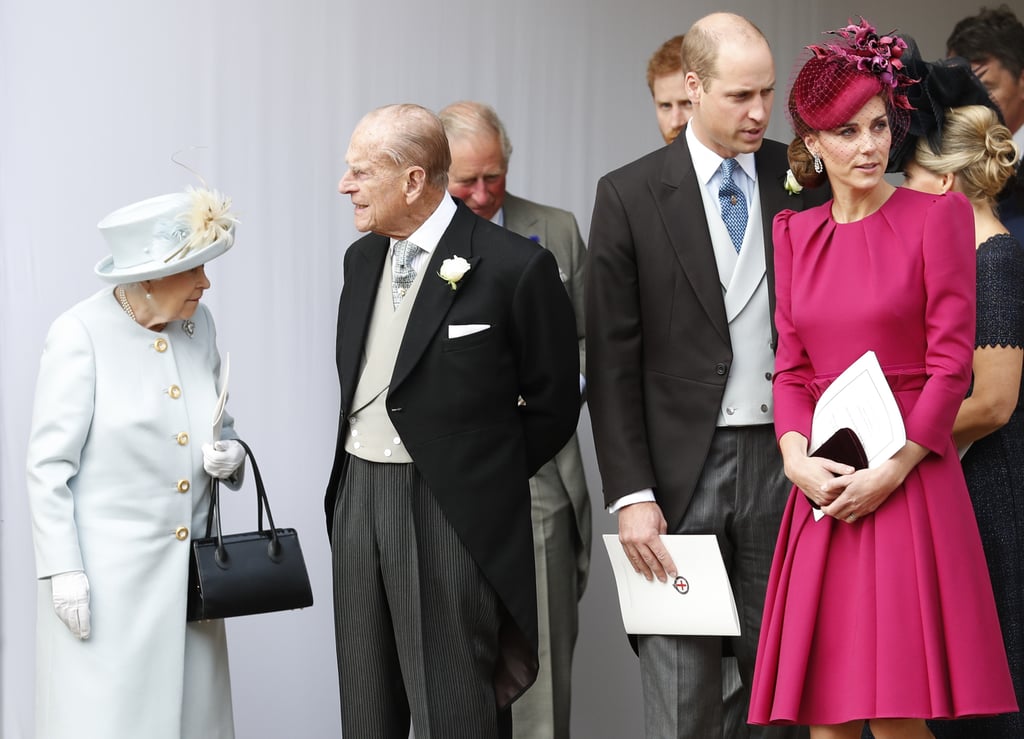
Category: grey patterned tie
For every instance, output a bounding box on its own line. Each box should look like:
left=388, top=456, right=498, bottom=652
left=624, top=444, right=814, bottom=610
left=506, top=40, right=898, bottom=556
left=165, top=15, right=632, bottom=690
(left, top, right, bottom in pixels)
left=719, top=158, right=748, bottom=253
left=391, top=239, right=422, bottom=310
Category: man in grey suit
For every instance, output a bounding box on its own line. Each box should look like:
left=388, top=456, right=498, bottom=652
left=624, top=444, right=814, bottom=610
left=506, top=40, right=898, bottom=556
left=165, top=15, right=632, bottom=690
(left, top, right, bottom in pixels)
left=327, top=103, right=580, bottom=739
left=439, top=100, right=591, bottom=739
left=587, top=13, right=822, bottom=738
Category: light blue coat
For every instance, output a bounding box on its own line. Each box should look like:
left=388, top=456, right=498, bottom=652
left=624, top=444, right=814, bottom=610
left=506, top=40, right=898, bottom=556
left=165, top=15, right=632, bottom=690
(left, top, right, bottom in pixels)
left=27, top=289, right=236, bottom=739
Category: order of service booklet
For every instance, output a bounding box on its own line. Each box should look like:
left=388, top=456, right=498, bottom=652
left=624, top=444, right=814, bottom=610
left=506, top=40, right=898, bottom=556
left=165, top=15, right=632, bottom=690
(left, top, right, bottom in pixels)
left=602, top=534, right=740, bottom=636
left=807, top=349, right=907, bottom=521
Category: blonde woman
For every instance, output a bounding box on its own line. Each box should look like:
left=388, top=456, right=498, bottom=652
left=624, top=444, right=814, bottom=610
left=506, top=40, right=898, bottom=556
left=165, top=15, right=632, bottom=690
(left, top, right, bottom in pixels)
left=904, top=103, right=1024, bottom=738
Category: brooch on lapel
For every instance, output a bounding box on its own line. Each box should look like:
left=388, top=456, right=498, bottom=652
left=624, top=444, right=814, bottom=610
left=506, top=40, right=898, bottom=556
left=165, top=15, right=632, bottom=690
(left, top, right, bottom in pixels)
left=438, top=256, right=472, bottom=290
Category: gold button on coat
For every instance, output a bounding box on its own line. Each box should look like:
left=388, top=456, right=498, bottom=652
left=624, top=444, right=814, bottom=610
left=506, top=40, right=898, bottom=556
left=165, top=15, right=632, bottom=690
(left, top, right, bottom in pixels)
left=154, top=338, right=168, bottom=353
left=176, top=432, right=190, bottom=446
left=175, top=527, right=189, bottom=541
left=168, top=385, right=182, bottom=399
left=177, top=479, right=191, bottom=493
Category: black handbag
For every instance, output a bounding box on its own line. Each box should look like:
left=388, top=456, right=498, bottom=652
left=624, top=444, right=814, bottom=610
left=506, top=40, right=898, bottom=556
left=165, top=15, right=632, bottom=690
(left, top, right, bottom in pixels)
left=186, top=439, right=313, bottom=621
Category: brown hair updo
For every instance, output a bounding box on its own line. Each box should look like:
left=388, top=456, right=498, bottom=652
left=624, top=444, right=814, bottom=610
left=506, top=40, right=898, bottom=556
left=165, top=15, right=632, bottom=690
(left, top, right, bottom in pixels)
left=787, top=137, right=828, bottom=189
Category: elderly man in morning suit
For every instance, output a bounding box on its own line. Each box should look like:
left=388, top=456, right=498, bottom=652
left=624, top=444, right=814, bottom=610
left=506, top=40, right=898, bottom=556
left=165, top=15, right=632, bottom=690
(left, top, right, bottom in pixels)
left=587, top=13, right=825, bottom=738
left=326, top=103, right=580, bottom=739
left=439, top=100, right=591, bottom=739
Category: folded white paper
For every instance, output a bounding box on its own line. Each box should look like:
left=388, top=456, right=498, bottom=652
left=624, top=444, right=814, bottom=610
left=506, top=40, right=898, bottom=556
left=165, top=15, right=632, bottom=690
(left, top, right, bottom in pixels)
left=211, top=351, right=230, bottom=441
left=602, top=534, right=740, bottom=636
left=447, top=323, right=490, bottom=339
left=809, top=349, right=906, bottom=520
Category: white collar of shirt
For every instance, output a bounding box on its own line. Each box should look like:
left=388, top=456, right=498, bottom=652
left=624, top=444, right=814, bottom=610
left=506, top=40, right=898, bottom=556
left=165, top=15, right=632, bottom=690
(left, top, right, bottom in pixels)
left=390, top=192, right=457, bottom=272
left=685, top=124, right=756, bottom=203
left=1014, top=125, right=1024, bottom=163
left=490, top=207, right=504, bottom=227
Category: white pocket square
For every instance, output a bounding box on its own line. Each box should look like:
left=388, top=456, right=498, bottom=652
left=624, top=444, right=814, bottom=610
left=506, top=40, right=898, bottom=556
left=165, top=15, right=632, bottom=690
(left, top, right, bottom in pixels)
left=448, top=323, right=490, bottom=339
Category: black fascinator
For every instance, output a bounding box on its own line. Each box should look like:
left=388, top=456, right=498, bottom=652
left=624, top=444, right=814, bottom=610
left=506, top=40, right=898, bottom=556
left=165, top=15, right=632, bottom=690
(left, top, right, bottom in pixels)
left=887, top=37, right=1003, bottom=171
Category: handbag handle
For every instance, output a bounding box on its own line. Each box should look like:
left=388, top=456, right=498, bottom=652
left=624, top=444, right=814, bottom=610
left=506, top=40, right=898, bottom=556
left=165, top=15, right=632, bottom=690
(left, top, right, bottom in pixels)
left=202, top=439, right=285, bottom=567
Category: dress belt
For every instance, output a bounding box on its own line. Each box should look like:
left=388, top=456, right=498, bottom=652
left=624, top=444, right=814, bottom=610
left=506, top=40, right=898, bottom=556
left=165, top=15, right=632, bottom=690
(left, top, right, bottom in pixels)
left=808, top=365, right=927, bottom=399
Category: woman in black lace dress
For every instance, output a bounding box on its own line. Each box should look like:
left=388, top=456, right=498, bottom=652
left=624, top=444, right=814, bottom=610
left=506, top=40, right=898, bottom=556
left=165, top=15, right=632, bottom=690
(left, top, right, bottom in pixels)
left=904, top=103, right=1024, bottom=738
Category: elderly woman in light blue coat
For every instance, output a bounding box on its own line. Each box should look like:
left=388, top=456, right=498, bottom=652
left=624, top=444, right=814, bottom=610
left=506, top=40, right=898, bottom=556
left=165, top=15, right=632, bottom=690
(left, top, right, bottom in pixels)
left=27, top=186, right=245, bottom=739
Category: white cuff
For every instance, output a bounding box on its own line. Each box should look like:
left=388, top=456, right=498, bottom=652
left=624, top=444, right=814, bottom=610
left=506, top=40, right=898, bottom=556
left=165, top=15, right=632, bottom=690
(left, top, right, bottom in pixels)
left=608, top=488, right=656, bottom=514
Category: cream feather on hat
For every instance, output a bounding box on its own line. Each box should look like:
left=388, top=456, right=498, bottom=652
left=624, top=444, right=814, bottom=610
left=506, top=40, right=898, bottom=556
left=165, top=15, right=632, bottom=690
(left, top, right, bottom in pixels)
left=94, top=186, right=238, bottom=282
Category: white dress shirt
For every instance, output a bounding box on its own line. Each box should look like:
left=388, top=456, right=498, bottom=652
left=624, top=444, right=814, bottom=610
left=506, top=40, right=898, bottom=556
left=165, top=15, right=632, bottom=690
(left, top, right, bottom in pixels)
left=391, top=192, right=457, bottom=275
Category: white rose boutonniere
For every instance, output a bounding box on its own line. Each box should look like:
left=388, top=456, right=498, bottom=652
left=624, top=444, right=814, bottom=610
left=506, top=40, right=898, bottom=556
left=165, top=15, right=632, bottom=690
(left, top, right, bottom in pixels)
left=784, top=169, right=804, bottom=196
left=438, top=255, right=472, bottom=290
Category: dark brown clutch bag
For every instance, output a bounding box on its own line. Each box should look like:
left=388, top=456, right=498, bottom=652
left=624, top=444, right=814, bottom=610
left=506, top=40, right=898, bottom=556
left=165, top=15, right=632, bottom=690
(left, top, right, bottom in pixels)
left=805, top=427, right=868, bottom=509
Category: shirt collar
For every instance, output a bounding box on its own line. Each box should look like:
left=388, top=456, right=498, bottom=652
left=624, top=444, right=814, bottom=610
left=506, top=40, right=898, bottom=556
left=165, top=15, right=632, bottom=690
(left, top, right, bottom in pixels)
left=685, top=124, right=757, bottom=186
left=390, top=192, right=457, bottom=254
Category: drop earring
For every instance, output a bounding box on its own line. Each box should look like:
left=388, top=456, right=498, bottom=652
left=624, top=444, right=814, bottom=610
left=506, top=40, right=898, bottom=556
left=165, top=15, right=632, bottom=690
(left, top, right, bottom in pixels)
left=812, top=153, right=823, bottom=174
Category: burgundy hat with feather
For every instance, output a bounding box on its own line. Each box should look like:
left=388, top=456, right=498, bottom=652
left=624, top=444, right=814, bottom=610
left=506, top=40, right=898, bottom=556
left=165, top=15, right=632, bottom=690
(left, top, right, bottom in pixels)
left=788, top=19, right=916, bottom=143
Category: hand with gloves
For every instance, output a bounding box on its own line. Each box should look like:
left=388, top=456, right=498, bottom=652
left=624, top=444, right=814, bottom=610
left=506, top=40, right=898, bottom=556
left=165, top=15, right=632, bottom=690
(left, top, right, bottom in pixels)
left=202, top=439, right=245, bottom=480
left=52, top=570, right=91, bottom=639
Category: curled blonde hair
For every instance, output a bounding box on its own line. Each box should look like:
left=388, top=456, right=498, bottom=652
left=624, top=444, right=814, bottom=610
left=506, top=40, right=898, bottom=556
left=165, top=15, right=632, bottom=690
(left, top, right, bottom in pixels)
left=913, top=105, right=1019, bottom=206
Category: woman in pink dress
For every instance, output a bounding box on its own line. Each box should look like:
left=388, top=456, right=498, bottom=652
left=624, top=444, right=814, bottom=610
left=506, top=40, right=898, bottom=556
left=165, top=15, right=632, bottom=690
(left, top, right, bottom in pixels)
left=748, top=20, right=1017, bottom=739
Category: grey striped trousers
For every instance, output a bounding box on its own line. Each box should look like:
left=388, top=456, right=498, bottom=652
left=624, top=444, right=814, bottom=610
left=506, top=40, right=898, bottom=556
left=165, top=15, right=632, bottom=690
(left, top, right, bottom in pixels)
left=332, top=456, right=512, bottom=739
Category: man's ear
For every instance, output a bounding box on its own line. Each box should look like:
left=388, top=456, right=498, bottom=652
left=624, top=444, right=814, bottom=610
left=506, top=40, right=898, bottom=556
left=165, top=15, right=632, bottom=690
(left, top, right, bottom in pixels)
left=404, top=167, right=426, bottom=203
left=684, top=70, right=702, bottom=106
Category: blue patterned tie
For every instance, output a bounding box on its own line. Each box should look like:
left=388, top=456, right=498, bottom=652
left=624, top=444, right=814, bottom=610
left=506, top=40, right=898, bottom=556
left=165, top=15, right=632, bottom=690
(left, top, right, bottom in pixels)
left=719, top=158, right=748, bottom=253
left=392, top=239, right=422, bottom=309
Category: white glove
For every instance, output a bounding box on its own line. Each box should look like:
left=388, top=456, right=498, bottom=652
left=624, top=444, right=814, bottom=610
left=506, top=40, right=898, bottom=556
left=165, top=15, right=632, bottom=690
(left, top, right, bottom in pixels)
left=52, top=570, right=91, bottom=639
left=202, top=439, right=245, bottom=479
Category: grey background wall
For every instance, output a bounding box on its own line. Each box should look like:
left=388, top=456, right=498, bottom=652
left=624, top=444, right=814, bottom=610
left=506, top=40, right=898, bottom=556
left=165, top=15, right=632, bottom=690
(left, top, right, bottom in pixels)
left=2, top=1, right=1020, bottom=736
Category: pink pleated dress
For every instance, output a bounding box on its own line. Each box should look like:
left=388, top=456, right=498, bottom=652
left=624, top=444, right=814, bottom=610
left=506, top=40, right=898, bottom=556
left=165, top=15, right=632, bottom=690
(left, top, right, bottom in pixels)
left=749, top=187, right=1017, bottom=726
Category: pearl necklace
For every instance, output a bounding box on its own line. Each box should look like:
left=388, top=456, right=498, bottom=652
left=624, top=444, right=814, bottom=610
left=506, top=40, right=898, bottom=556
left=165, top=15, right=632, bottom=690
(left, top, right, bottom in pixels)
left=116, top=286, right=137, bottom=322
